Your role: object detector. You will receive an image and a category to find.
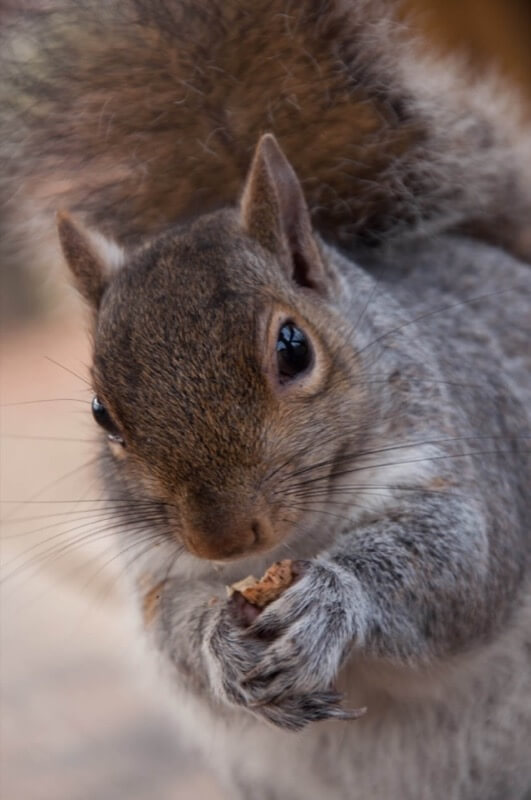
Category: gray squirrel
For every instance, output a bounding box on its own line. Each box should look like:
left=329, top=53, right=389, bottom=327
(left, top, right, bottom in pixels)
left=57, top=132, right=530, bottom=798
left=2, top=1, right=530, bottom=797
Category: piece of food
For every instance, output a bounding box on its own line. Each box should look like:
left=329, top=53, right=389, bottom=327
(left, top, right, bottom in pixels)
left=227, top=559, right=294, bottom=608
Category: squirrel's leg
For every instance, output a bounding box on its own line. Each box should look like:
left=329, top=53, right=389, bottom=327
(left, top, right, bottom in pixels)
left=138, top=579, right=217, bottom=697
left=137, top=563, right=363, bottom=731
left=211, top=489, right=515, bottom=729
left=137, top=489, right=516, bottom=731
left=138, top=571, right=344, bottom=724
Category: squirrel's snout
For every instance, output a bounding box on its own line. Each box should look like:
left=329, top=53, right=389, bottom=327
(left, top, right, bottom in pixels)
left=182, top=513, right=276, bottom=561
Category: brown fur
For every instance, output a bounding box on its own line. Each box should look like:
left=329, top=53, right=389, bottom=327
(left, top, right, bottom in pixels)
left=60, top=136, right=368, bottom=561
left=89, top=211, right=366, bottom=560
left=1, top=0, right=530, bottom=266
left=241, top=134, right=330, bottom=294
left=142, top=580, right=167, bottom=626
left=56, top=212, right=109, bottom=307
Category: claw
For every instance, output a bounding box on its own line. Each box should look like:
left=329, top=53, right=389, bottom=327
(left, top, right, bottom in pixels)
left=252, top=690, right=366, bottom=732
left=332, top=705, right=367, bottom=721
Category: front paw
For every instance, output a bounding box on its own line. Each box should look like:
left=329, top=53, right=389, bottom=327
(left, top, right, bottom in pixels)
left=203, top=560, right=365, bottom=731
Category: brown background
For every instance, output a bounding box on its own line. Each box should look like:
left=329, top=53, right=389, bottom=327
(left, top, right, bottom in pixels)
left=405, top=0, right=531, bottom=104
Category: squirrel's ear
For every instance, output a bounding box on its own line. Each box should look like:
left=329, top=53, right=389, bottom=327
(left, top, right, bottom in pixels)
left=240, top=134, right=329, bottom=295
left=57, top=211, right=125, bottom=309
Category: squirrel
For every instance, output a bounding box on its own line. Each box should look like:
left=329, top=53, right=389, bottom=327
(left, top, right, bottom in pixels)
left=2, top=1, right=530, bottom=798
left=56, top=134, right=531, bottom=798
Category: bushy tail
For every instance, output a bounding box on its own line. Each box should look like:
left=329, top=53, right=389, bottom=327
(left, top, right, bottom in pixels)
left=1, top=0, right=530, bottom=264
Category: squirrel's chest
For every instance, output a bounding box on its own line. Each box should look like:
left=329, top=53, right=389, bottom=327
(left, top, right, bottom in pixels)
left=174, top=696, right=466, bottom=800
left=164, top=643, right=530, bottom=800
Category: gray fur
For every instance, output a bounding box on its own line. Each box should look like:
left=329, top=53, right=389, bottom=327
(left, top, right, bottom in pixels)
left=127, top=234, right=530, bottom=799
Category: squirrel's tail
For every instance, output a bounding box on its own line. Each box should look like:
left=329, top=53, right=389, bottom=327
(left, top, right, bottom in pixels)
left=1, top=0, right=530, bottom=260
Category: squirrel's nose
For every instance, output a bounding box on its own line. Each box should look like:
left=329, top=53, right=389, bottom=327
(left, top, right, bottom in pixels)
left=182, top=514, right=274, bottom=561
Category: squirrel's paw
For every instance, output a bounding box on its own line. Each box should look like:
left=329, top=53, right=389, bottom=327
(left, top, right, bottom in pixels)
left=203, top=560, right=364, bottom=731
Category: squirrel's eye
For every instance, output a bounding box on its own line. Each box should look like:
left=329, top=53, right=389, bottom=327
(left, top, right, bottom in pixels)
left=91, top=396, right=124, bottom=444
left=276, top=322, right=313, bottom=381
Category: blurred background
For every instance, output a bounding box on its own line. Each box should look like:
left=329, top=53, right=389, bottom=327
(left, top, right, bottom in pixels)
left=1, top=1, right=530, bottom=798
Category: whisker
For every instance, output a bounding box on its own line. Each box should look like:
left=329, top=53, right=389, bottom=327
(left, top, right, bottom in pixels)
left=77, top=531, right=175, bottom=602
left=0, top=513, right=169, bottom=585
left=1, top=504, right=167, bottom=543
left=3, top=500, right=169, bottom=527
left=284, top=447, right=530, bottom=492
left=284, top=434, right=531, bottom=484
left=74, top=535, right=185, bottom=627
left=286, top=501, right=372, bottom=525
left=352, top=282, right=380, bottom=336
left=1, top=497, right=172, bottom=506
left=0, top=508, right=163, bottom=544
left=350, top=377, right=492, bottom=391
left=356, top=287, right=526, bottom=360
left=0, top=455, right=100, bottom=522
left=1, top=398, right=91, bottom=408
left=10, top=531, right=173, bottom=623
left=0, top=434, right=95, bottom=442
left=281, top=486, right=475, bottom=506
left=43, top=355, right=91, bottom=387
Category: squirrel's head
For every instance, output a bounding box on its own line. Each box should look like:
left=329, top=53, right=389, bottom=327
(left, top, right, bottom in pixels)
left=58, top=135, right=367, bottom=562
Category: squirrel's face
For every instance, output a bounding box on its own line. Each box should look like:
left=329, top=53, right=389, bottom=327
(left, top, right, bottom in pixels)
left=58, top=135, right=366, bottom=561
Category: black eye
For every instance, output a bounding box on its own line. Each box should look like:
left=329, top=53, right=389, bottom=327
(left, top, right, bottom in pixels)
left=91, top=396, right=124, bottom=444
left=276, top=322, right=313, bottom=381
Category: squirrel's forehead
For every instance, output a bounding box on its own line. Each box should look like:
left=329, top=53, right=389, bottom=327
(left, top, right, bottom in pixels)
left=96, top=274, right=263, bottom=379
left=93, top=275, right=269, bottom=453
left=104, top=273, right=259, bottom=335
left=94, top=236, right=274, bottom=387
left=114, top=234, right=268, bottom=304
